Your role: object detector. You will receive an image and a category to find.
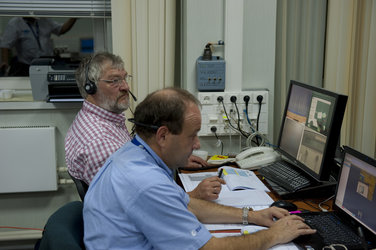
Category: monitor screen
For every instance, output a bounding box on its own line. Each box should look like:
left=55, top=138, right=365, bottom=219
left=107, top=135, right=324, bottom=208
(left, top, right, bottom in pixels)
left=335, top=146, right=376, bottom=237
left=277, top=80, right=347, bottom=181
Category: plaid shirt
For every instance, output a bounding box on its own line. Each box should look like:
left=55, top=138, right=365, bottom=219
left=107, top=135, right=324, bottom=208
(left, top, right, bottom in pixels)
left=65, top=100, right=131, bottom=184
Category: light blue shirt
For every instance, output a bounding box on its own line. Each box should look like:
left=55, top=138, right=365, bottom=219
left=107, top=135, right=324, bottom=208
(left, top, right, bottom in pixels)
left=84, top=135, right=212, bottom=250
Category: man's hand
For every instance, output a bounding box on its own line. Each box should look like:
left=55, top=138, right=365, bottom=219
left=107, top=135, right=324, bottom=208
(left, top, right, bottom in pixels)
left=185, top=155, right=209, bottom=168
left=249, top=206, right=291, bottom=227
left=267, top=215, right=316, bottom=245
left=188, top=176, right=226, bottom=201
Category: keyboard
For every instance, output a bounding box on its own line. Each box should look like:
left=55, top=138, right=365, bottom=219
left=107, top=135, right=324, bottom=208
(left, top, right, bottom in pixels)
left=300, top=213, right=363, bottom=247
left=258, top=161, right=311, bottom=192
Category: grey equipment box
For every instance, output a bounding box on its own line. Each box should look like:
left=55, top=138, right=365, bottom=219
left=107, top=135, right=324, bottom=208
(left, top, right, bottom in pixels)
left=29, top=58, right=82, bottom=102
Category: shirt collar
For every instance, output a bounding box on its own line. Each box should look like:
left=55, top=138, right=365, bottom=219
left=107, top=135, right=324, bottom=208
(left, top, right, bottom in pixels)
left=134, top=135, right=173, bottom=179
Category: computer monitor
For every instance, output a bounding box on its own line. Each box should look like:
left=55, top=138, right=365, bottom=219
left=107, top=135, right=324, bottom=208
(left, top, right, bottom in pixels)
left=335, top=146, right=376, bottom=238
left=277, top=80, right=348, bottom=181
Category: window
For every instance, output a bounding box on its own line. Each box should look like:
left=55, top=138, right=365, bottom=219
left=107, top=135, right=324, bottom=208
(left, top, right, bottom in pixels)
left=0, top=0, right=111, bottom=77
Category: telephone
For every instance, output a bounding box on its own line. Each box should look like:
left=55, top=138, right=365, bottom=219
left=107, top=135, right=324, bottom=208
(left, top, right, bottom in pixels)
left=236, top=146, right=280, bottom=170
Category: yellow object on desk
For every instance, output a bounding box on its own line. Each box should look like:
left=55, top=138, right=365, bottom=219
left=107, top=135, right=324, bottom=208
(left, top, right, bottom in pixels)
left=207, top=155, right=236, bottom=165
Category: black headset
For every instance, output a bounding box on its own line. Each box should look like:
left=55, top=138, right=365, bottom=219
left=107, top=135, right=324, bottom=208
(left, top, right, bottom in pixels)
left=84, top=57, right=97, bottom=95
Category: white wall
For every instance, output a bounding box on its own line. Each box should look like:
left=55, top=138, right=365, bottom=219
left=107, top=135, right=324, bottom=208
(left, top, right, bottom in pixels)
left=181, top=0, right=277, bottom=154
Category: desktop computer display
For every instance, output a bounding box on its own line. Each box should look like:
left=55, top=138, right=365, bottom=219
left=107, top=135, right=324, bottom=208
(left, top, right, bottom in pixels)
left=277, top=80, right=348, bottom=182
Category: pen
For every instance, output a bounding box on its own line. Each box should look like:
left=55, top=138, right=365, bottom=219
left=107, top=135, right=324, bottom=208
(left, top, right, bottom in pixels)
left=218, top=168, right=223, bottom=178
left=289, top=210, right=301, bottom=214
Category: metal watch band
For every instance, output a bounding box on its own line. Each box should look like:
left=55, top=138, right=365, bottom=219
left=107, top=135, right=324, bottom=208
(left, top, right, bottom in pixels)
left=242, top=207, right=249, bottom=225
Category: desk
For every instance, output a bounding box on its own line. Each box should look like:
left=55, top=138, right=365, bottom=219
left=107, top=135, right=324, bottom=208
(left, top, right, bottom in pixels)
left=178, top=166, right=333, bottom=212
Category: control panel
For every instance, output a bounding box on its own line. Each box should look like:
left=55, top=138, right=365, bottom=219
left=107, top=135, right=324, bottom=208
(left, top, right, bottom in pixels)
left=196, top=56, right=226, bottom=91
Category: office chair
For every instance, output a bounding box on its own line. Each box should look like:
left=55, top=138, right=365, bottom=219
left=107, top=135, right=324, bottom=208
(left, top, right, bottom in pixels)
left=36, top=201, right=85, bottom=250
left=68, top=172, right=89, bottom=201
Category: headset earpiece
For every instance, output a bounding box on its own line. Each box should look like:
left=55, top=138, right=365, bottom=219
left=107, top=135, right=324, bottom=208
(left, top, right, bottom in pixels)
left=84, top=80, right=97, bottom=95
left=84, top=57, right=97, bottom=95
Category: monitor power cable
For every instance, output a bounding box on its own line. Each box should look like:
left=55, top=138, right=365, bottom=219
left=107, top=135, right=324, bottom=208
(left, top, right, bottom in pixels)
left=318, top=194, right=334, bottom=212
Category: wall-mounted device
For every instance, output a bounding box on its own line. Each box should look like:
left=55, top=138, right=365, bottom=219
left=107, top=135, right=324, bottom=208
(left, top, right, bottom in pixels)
left=196, top=41, right=225, bottom=91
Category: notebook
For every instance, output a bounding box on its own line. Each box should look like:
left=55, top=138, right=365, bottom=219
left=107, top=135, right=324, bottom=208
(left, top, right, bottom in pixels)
left=294, top=146, right=376, bottom=249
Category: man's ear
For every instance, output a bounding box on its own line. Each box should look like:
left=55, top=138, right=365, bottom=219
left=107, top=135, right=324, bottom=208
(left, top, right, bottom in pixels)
left=155, top=126, right=169, bottom=147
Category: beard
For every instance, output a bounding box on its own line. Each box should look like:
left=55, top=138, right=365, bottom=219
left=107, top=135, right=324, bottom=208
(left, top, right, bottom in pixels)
left=98, top=92, right=129, bottom=114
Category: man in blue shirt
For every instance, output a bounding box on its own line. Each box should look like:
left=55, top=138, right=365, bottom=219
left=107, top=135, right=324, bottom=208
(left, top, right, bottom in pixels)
left=84, top=87, right=316, bottom=249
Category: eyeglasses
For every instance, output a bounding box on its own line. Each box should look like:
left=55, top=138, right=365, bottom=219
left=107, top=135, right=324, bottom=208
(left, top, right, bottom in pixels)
left=99, top=75, right=132, bottom=87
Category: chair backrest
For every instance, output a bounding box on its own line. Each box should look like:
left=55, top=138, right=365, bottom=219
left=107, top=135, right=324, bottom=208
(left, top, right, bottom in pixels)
left=69, top=172, right=89, bottom=201
left=37, top=201, right=85, bottom=250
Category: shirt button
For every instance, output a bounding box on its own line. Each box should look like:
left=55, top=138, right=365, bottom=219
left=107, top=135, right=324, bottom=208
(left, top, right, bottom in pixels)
left=191, top=230, right=197, bottom=236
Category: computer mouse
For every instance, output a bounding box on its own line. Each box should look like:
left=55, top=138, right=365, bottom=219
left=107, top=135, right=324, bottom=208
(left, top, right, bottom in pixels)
left=270, top=200, right=297, bottom=212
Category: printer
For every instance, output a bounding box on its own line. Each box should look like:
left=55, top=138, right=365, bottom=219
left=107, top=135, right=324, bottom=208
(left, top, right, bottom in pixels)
left=29, top=57, right=83, bottom=102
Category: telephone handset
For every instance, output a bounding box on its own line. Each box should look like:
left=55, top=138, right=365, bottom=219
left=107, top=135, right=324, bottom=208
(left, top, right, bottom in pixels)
left=236, top=146, right=280, bottom=170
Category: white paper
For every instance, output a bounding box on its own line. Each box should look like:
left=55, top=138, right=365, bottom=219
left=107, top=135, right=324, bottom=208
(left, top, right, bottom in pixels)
left=242, top=225, right=300, bottom=250
left=220, top=166, right=270, bottom=192
left=215, top=188, right=274, bottom=207
left=205, top=224, right=299, bottom=249
left=178, top=172, right=217, bottom=192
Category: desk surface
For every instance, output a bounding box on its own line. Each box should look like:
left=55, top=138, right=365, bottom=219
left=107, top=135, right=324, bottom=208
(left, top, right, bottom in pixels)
left=178, top=167, right=333, bottom=212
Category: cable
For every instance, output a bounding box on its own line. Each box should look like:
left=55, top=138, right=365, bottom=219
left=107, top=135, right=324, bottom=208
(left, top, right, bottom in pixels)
left=318, top=194, right=334, bottom=212
left=246, top=131, right=267, bottom=147
left=256, top=95, right=263, bottom=145
left=217, top=96, right=247, bottom=137
left=211, top=126, right=224, bottom=155
left=230, top=96, right=242, bottom=132
left=322, top=244, right=348, bottom=250
left=302, top=200, right=322, bottom=211
left=243, top=95, right=255, bottom=133
left=256, top=95, right=263, bottom=131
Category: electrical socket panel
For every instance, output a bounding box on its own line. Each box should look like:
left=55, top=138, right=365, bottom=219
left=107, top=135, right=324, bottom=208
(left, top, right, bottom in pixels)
left=198, top=90, right=268, bottom=136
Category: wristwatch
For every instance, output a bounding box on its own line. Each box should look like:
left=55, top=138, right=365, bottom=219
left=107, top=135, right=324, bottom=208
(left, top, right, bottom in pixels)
left=242, top=207, right=250, bottom=225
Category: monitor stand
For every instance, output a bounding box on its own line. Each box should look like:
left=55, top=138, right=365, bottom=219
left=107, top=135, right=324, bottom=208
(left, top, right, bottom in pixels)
left=265, top=178, right=337, bottom=199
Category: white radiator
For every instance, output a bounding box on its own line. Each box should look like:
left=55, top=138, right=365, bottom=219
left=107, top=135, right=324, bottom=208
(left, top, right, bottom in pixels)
left=0, top=126, right=57, bottom=193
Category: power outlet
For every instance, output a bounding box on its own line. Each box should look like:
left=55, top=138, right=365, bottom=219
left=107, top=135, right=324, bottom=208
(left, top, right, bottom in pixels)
left=198, top=90, right=269, bottom=137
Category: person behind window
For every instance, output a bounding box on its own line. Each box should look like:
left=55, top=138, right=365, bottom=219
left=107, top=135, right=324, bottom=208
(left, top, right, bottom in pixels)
left=0, top=17, right=76, bottom=76
left=83, top=87, right=316, bottom=249
left=65, top=52, right=224, bottom=201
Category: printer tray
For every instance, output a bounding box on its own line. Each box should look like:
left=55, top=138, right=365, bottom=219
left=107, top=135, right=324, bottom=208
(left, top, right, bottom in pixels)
left=48, top=83, right=83, bottom=102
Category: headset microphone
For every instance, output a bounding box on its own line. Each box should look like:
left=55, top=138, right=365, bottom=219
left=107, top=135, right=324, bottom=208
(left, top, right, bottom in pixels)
left=129, top=90, right=137, bottom=102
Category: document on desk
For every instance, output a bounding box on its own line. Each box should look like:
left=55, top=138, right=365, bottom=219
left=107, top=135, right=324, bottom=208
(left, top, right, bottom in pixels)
left=205, top=224, right=299, bottom=249
left=216, top=188, right=274, bottom=207
left=220, top=166, right=270, bottom=192
left=178, top=172, right=217, bottom=192
left=241, top=226, right=299, bottom=250
left=178, top=167, right=269, bottom=193
left=178, top=171, right=273, bottom=207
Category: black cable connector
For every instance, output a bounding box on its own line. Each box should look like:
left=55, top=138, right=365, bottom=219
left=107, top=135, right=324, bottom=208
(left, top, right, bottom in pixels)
left=243, top=95, right=250, bottom=104
left=230, top=96, right=237, bottom=103
left=255, top=95, right=263, bottom=146
left=217, top=96, right=224, bottom=103
left=210, top=126, right=217, bottom=133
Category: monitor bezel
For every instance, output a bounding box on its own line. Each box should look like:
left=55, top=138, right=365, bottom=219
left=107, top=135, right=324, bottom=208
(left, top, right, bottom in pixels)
left=333, top=146, right=376, bottom=239
left=276, top=80, right=348, bottom=182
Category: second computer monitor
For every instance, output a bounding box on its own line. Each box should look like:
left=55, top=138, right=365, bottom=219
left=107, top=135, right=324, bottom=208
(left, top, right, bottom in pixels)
left=278, top=80, right=348, bottom=181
